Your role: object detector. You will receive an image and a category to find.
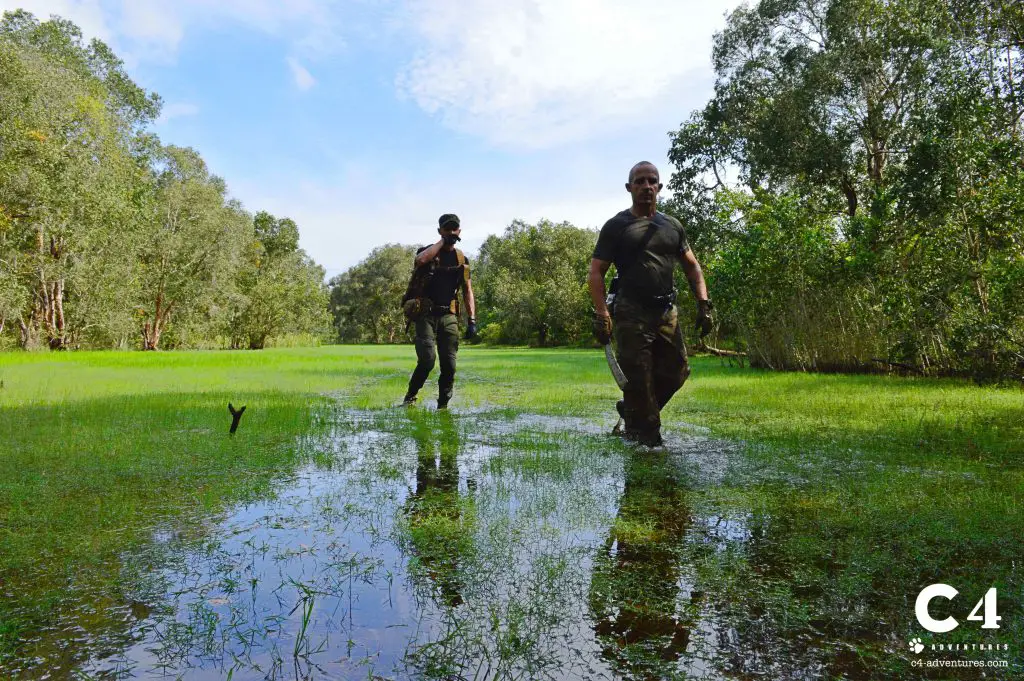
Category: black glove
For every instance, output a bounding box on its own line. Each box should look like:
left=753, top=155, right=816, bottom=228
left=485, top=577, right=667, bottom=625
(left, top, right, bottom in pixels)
left=695, top=299, right=714, bottom=338
left=465, top=318, right=478, bottom=339
left=442, top=234, right=461, bottom=246
left=593, top=313, right=613, bottom=345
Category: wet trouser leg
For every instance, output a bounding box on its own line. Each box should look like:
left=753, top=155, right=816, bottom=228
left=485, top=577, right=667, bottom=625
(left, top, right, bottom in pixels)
left=652, top=306, right=690, bottom=411
left=615, top=302, right=660, bottom=435
left=435, top=313, right=459, bottom=406
left=615, top=302, right=688, bottom=436
left=406, top=316, right=437, bottom=399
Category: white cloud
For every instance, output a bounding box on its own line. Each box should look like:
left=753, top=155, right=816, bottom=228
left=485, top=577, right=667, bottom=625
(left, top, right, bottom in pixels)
left=116, top=1, right=183, bottom=60
left=227, top=148, right=676, bottom=279
left=0, top=0, right=348, bottom=64
left=396, top=0, right=740, bottom=148
left=155, top=102, right=200, bottom=124
left=0, top=0, right=112, bottom=42
left=4, top=0, right=736, bottom=275
left=286, top=56, right=316, bottom=91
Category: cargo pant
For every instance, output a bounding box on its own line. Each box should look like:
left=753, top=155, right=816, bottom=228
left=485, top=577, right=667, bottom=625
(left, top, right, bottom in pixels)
left=406, top=312, right=459, bottom=406
left=613, top=297, right=691, bottom=437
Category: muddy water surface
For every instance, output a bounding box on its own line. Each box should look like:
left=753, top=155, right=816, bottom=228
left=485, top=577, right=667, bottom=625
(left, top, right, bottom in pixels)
left=5, top=405, right=1017, bottom=679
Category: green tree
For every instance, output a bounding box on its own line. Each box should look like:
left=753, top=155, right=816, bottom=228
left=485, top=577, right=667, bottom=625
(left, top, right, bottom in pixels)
left=225, top=212, right=330, bottom=349
left=0, top=11, right=338, bottom=352
left=252, top=211, right=300, bottom=259
left=0, top=14, right=152, bottom=349
left=137, top=146, right=249, bottom=350
left=474, top=220, right=596, bottom=346
left=667, top=0, right=1024, bottom=379
left=329, top=244, right=417, bottom=344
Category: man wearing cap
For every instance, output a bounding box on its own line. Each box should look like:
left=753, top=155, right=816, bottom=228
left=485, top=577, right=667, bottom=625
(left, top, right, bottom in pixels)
left=587, top=162, right=713, bottom=447
left=402, top=214, right=477, bottom=409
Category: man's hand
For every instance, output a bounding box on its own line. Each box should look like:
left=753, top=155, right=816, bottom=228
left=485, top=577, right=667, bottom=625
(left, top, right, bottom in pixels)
left=442, top=234, right=461, bottom=246
left=593, top=313, right=613, bottom=345
left=465, top=318, right=478, bottom=340
left=695, top=299, right=714, bottom=338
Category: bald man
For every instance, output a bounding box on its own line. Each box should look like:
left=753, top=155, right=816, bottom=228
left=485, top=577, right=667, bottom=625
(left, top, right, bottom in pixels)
left=587, top=162, right=713, bottom=447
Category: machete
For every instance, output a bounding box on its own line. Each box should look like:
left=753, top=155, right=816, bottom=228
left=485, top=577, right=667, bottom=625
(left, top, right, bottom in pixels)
left=603, top=289, right=628, bottom=391
left=604, top=343, right=628, bottom=390
left=605, top=344, right=628, bottom=435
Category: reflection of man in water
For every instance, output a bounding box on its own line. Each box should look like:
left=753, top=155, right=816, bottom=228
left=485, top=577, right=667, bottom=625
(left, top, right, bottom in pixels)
left=404, top=413, right=471, bottom=608
left=589, top=450, right=696, bottom=678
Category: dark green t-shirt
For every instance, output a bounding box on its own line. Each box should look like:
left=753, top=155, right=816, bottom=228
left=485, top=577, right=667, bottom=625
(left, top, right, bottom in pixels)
left=416, top=247, right=469, bottom=309
left=592, top=210, right=690, bottom=300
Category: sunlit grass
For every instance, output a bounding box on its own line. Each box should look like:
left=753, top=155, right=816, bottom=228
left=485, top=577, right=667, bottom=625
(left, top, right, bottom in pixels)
left=1, top=345, right=1021, bottom=675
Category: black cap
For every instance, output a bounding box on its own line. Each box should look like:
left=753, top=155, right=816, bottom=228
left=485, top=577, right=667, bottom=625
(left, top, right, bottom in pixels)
left=438, top=213, right=460, bottom=228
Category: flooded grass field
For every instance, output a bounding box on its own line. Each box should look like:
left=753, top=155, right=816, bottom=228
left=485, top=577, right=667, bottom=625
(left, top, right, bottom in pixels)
left=1, top=346, right=1021, bottom=679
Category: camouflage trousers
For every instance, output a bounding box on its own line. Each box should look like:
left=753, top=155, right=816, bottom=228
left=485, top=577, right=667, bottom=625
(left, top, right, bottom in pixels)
left=406, top=313, right=460, bottom=406
left=613, top=297, right=691, bottom=436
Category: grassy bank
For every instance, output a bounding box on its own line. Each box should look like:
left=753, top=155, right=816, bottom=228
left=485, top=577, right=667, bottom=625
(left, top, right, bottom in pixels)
left=1, top=346, right=1021, bottom=678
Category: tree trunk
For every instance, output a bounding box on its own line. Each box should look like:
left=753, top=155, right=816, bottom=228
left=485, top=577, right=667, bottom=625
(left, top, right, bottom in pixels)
left=249, top=335, right=266, bottom=350
left=48, top=279, right=67, bottom=349
left=867, top=138, right=886, bottom=183
left=141, top=292, right=171, bottom=350
left=142, top=320, right=163, bottom=350
left=18, top=317, right=39, bottom=349
left=840, top=174, right=858, bottom=217
left=142, top=314, right=166, bottom=350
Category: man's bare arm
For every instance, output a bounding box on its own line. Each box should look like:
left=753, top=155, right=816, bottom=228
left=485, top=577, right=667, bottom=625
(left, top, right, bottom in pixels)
left=463, top=277, right=476, bottom=319
left=679, top=249, right=709, bottom=301
left=588, top=258, right=613, bottom=317
left=414, top=240, right=444, bottom=268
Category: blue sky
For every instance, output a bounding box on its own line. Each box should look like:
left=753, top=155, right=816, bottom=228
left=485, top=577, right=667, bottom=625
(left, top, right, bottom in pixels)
left=2, top=0, right=744, bottom=278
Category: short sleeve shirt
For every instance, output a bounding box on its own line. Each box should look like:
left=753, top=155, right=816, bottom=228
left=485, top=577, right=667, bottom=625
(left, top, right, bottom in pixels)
left=416, top=247, right=469, bottom=308
left=592, top=210, right=689, bottom=300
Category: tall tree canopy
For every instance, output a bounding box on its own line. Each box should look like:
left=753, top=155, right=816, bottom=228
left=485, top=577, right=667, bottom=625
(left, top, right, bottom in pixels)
left=0, top=11, right=332, bottom=351
left=474, top=220, right=597, bottom=346
left=329, top=244, right=418, bottom=344
left=667, top=0, right=1024, bottom=380
left=0, top=12, right=153, bottom=349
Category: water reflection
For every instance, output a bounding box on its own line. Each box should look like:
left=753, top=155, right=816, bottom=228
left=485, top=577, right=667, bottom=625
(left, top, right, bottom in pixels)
left=403, top=412, right=473, bottom=608
left=590, top=450, right=698, bottom=679
left=6, top=404, right=1001, bottom=680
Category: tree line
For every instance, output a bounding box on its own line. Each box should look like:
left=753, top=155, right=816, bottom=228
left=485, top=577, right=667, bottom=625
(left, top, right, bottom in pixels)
left=666, top=0, right=1023, bottom=381
left=4, top=4, right=1021, bottom=381
left=329, top=221, right=599, bottom=347
left=333, top=0, right=1023, bottom=382
left=0, top=11, right=329, bottom=351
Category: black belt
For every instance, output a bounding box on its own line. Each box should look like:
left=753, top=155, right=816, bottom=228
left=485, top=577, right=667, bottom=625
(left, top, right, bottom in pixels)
left=621, top=290, right=677, bottom=310
left=430, top=305, right=453, bottom=316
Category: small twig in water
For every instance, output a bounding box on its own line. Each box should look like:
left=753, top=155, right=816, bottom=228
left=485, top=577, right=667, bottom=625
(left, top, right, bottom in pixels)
left=228, top=403, right=247, bottom=434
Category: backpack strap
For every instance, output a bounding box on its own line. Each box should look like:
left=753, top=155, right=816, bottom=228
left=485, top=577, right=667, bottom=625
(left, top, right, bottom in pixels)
left=450, top=249, right=468, bottom=315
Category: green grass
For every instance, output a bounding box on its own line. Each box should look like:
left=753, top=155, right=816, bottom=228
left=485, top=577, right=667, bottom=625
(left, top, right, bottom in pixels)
left=1, top=345, right=1022, bottom=677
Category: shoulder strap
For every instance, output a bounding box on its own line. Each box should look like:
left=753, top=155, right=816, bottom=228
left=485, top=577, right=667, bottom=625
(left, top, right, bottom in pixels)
left=402, top=248, right=433, bottom=303
left=456, top=248, right=470, bottom=286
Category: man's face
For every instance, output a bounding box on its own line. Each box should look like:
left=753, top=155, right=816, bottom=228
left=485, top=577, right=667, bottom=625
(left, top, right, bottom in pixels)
left=626, top=165, right=662, bottom=204
left=439, top=222, right=461, bottom=242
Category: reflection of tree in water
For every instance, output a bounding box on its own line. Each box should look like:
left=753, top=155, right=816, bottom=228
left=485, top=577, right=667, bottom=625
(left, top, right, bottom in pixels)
left=589, top=450, right=696, bottom=680
left=403, top=412, right=474, bottom=609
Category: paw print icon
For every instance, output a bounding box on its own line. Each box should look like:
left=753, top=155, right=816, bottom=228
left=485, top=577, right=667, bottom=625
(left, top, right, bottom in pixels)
left=909, top=637, right=924, bottom=654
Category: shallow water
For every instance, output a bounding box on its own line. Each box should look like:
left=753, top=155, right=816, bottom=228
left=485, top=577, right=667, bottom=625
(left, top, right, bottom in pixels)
left=4, top=404, right=1017, bottom=679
